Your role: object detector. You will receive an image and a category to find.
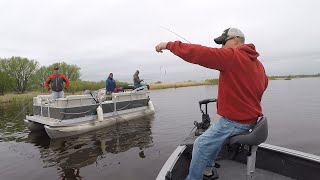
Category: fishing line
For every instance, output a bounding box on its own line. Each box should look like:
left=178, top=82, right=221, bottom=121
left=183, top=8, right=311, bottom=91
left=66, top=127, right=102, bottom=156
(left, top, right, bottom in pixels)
left=159, top=26, right=190, bottom=82
left=12, top=101, right=33, bottom=121
left=160, top=26, right=192, bottom=44
left=189, top=125, right=197, bottom=135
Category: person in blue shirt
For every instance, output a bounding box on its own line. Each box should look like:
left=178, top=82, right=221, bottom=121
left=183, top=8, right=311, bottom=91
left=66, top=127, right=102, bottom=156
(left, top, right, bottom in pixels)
left=106, top=73, right=116, bottom=95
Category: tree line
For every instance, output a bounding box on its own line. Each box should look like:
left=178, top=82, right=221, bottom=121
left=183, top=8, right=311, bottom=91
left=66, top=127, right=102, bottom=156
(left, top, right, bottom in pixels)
left=0, top=56, right=127, bottom=95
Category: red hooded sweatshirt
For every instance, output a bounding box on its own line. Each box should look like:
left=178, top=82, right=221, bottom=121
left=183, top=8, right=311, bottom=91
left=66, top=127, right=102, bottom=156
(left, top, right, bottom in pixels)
left=166, top=41, right=268, bottom=124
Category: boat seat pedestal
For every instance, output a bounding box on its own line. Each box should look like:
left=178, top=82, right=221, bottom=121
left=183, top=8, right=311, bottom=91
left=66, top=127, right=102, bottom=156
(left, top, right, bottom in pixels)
left=229, top=117, right=268, bottom=180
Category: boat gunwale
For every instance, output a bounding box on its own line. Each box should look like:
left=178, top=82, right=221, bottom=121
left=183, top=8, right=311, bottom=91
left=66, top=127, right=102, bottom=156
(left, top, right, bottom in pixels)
left=156, top=145, right=187, bottom=180
left=25, top=106, right=151, bottom=127
left=259, top=143, right=320, bottom=163
left=157, top=143, right=320, bottom=180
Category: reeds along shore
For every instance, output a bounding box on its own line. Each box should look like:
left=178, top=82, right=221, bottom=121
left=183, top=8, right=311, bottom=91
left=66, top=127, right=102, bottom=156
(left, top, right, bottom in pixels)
left=2, top=75, right=320, bottom=103
left=0, top=92, right=40, bottom=103
left=149, top=81, right=215, bottom=90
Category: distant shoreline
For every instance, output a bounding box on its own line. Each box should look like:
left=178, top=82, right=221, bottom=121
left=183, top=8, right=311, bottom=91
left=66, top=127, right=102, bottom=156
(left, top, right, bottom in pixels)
left=268, top=74, right=320, bottom=80
left=150, top=80, right=217, bottom=90
left=0, top=81, right=216, bottom=103
left=0, top=76, right=319, bottom=103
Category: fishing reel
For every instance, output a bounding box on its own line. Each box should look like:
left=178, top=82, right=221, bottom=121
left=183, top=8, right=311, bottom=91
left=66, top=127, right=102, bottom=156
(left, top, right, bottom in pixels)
left=194, top=98, right=217, bottom=136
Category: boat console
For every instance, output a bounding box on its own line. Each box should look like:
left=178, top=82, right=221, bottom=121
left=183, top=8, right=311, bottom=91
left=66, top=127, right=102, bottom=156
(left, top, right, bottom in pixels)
left=193, top=98, right=216, bottom=136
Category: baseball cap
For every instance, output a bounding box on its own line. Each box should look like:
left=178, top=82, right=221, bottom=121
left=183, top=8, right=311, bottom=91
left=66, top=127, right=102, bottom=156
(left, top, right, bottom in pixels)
left=54, top=66, right=59, bottom=70
left=214, top=28, right=245, bottom=44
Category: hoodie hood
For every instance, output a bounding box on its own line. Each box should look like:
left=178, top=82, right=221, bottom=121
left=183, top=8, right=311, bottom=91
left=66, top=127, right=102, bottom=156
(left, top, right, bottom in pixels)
left=133, top=70, right=139, bottom=77
left=238, top=44, right=259, bottom=61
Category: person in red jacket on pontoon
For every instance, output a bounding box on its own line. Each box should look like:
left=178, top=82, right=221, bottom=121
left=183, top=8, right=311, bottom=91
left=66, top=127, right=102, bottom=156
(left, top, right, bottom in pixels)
left=45, top=66, right=70, bottom=100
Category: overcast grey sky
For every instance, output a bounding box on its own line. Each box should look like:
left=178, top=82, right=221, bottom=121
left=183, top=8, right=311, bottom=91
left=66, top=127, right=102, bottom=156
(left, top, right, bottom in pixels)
left=0, top=0, right=319, bottom=83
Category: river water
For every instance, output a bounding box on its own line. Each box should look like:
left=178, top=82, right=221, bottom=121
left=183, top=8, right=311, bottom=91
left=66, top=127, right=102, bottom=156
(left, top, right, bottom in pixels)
left=0, top=78, right=319, bottom=180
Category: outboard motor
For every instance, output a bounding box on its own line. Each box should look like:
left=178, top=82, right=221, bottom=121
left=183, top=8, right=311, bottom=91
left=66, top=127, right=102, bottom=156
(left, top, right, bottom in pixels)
left=194, top=98, right=217, bottom=136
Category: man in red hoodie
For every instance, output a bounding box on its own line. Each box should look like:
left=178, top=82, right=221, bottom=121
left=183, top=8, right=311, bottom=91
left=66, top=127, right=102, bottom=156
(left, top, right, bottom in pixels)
left=45, top=66, right=70, bottom=100
left=156, top=28, right=268, bottom=180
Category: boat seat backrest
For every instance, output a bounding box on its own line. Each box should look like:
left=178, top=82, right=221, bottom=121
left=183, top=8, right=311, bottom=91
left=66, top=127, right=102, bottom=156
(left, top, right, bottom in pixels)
left=96, top=88, right=106, bottom=99
left=230, top=117, right=268, bottom=146
left=37, top=95, right=52, bottom=100
left=53, top=95, right=96, bottom=107
left=132, top=85, right=148, bottom=93
left=66, top=95, right=92, bottom=99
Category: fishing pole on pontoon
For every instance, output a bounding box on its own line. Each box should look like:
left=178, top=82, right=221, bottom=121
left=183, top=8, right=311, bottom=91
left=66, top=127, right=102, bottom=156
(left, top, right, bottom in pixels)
left=12, top=101, right=33, bottom=121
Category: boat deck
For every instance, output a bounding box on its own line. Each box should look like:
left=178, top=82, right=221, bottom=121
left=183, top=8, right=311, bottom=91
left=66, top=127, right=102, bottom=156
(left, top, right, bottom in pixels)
left=216, top=160, right=294, bottom=180
left=170, top=154, right=295, bottom=180
left=172, top=135, right=297, bottom=180
left=25, top=114, right=95, bottom=126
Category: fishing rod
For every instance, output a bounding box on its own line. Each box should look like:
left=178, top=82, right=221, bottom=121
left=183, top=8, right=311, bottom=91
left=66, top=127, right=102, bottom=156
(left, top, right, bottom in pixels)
left=11, top=101, right=33, bottom=121
left=158, top=26, right=190, bottom=80
left=160, top=26, right=192, bottom=44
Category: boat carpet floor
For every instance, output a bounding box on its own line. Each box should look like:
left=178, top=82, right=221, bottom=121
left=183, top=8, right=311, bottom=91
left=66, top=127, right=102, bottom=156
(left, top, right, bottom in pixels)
left=215, top=159, right=295, bottom=180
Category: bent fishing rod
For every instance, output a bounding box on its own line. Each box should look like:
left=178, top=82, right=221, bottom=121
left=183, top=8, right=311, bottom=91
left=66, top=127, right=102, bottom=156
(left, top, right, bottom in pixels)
left=160, top=26, right=192, bottom=44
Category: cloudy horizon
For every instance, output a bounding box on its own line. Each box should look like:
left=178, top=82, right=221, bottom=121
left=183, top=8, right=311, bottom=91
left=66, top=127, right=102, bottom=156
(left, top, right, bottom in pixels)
left=0, top=0, right=319, bottom=83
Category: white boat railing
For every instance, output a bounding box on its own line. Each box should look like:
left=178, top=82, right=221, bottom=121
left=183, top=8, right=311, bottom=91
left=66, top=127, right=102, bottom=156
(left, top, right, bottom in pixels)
left=33, top=88, right=150, bottom=119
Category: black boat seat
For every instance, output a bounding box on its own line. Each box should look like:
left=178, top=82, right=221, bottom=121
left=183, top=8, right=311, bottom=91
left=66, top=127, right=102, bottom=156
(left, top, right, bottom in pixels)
left=230, top=117, right=268, bottom=146
left=229, top=117, right=268, bottom=180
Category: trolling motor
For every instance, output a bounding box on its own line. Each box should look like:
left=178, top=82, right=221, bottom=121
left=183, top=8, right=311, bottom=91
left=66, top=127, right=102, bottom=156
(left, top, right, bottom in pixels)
left=194, top=98, right=217, bottom=136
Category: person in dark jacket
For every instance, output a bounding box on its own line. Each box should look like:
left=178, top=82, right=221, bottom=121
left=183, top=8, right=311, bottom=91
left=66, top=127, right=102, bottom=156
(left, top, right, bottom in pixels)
left=155, top=27, right=268, bottom=180
left=106, top=73, right=116, bottom=95
left=133, top=70, right=143, bottom=89
left=45, top=66, right=70, bottom=100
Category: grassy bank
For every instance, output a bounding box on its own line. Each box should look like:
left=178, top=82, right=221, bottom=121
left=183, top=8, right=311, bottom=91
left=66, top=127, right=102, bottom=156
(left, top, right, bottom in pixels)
left=0, top=92, right=40, bottom=103
left=1, top=75, right=319, bottom=103
left=269, top=74, right=320, bottom=80
left=0, top=91, right=79, bottom=103
left=150, top=80, right=217, bottom=90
